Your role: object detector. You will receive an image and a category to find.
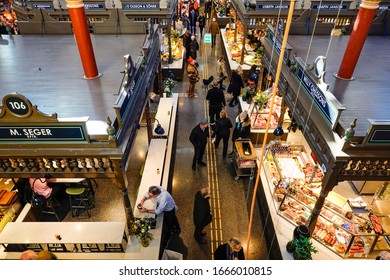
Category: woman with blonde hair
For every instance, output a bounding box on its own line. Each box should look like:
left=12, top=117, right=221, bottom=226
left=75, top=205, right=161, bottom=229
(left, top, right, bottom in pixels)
left=228, top=66, right=244, bottom=107
left=214, top=110, right=232, bottom=158
left=214, top=237, right=245, bottom=260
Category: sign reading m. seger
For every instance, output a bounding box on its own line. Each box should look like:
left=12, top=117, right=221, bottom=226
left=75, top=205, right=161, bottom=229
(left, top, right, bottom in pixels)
left=0, top=126, right=88, bottom=142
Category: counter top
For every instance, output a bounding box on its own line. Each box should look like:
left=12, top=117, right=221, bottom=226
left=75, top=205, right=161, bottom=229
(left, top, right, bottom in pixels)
left=0, top=221, right=126, bottom=245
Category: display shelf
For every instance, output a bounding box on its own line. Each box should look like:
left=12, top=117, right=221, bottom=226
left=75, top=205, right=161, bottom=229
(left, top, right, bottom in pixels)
left=263, top=142, right=385, bottom=258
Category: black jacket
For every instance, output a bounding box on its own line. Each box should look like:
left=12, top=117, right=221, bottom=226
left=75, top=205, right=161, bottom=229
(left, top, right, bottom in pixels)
left=189, top=124, right=209, bottom=148
left=214, top=243, right=245, bottom=260
left=206, top=86, right=226, bottom=107
left=229, top=70, right=244, bottom=97
left=232, top=116, right=251, bottom=142
left=198, top=16, right=206, bottom=28
left=215, top=117, right=232, bottom=137
left=193, top=191, right=212, bottom=228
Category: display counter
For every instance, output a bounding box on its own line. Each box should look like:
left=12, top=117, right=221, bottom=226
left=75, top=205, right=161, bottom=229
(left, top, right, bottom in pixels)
left=0, top=179, right=22, bottom=234
left=238, top=96, right=288, bottom=144
left=161, top=36, right=185, bottom=81
left=220, top=29, right=252, bottom=77
left=216, top=13, right=231, bottom=27
left=260, top=143, right=390, bottom=259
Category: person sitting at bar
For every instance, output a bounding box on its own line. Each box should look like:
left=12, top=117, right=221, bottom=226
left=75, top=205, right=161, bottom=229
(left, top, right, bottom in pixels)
left=29, top=174, right=61, bottom=199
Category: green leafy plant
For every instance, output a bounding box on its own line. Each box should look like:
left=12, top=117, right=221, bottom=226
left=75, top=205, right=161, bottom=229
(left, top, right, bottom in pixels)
left=172, top=29, right=180, bottom=39
left=164, top=78, right=175, bottom=97
left=286, top=240, right=296, bottom=253
left=129, top=216, right=156, bottom=241
left=253, top=92, right=269, bottom=108
left=293, top=236, right=318, bottom=260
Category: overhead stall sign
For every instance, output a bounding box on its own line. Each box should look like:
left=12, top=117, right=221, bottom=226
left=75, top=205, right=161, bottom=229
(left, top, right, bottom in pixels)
left=0, top=93, right=89, bottom=143
left=122, top=2, right=160, bottom=11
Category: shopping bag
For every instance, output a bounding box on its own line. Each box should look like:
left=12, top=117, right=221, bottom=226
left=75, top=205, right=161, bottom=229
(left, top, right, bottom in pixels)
left=162, top=249, right=183, bottom=260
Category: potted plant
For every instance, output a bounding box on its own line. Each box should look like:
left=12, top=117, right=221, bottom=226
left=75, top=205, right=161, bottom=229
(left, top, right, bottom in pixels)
left=253, top=92, right=269, bottom=108
left=286, top=240, right=296, bottom=253
left=292, top=236, right=318, bottom=260
left=129, top=216, right=157, bottom=247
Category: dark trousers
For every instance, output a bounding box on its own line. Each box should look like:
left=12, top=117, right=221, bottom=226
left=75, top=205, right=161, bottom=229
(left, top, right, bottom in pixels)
left=194, top=225, right=205, bottom=241
left=215, top=134, right=230, bottom=157
left=199, top=27, right=204, bottom=38
left=164, top=208, right=180, bottom=233
left=211, top=35, right=217, bottom=47
left=229, top=95, right=239, bottom=106
left=193, top=145, right=206, bottom=166
left=209, top=104, right=222, bottom=124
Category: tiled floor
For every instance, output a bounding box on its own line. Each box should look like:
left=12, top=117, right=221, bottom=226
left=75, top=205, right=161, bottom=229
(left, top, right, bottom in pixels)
left=58, top=34, right=268, bottom=259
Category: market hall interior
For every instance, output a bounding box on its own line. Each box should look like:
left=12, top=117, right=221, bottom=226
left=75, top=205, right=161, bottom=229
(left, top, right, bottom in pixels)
left=1, top=1, right=390, bottom=261
left=0, top=31, right=267, bottom=260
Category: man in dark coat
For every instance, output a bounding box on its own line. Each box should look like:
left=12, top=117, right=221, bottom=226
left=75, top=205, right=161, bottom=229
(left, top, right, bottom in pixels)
left=189, top=118, right=209, bottom=170
left=206, top=80, right=226, bottom=125
left=214, top=237, right=245, bottom=260
left=193, top=187, right=212, bottom=244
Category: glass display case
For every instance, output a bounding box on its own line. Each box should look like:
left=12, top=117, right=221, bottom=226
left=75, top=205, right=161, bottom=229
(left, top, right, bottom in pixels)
left=263, top=143, right=381, bottom=258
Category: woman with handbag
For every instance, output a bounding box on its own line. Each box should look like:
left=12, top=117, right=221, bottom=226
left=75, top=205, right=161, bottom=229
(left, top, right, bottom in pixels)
left=228, top=66, right=244, bottom=107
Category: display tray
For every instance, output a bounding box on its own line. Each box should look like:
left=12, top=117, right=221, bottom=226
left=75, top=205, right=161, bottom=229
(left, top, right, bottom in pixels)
left=234, top=141, right=257, bottom=160
left=348, top=197, right=367, bottom=209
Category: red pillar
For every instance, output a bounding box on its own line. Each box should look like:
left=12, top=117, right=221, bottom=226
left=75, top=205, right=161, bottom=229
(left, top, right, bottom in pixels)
left=336, top=0, right=381, bottom=80
left=66, top=0, right=99, bottom=79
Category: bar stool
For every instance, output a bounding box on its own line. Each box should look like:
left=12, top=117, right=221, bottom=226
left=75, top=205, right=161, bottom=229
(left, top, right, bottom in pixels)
left=66, top=187, right=93, bottom=218
left=82, top=178, right=98, bottom=204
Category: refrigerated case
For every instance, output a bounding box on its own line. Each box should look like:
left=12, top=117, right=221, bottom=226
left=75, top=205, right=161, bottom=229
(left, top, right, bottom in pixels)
left=262, top=143, right=384, bottom=258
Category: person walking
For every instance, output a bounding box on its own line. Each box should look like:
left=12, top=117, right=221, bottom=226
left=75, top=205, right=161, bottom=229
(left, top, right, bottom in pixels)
left=138, top=186, right=181, bottom=235
left=216, top=54, right=228, bottom=90
left=187, top=57, right=199, bottom=98
left=193, top=187, right=212, bottom=244
left=181, top=28, right=192, bottom=60
left=214, top=110, right=233, bottom=158
left=205, top=0, right=212, bottom=18
left=228, top=66, right=244, bottom=107
left=214, top=237, right=245, bottom=260
left=209, top=17, right=220, bottom=48
left=189, top=118, right=209, bottom=170
left=229, top=110, right=251, bottom=156
left=206, top=80, right=226, bottom=125
left=198, top=12, right=206, bottom=39
left=189, top=9, right=197, bottom=35
left=189, top=35, right=199, bottom=60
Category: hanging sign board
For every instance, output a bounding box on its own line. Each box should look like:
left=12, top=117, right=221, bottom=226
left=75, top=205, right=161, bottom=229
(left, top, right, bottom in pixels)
left=295, top=66, right=339, bottom=128
left=0, top=125, right=88, bottom=142
left=0, top=93, right=90, bottom=143
left=31, top=3, right=54, bottom=10
left=122, top=2, right=160, bottom=11
left=84, top=3, right=106, bottom=10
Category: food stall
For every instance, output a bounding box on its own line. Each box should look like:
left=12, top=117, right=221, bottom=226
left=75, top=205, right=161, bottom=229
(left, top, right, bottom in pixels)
left=161, top=28, right=185, bottom=81
left=261, top=142, right=390, bottom=258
